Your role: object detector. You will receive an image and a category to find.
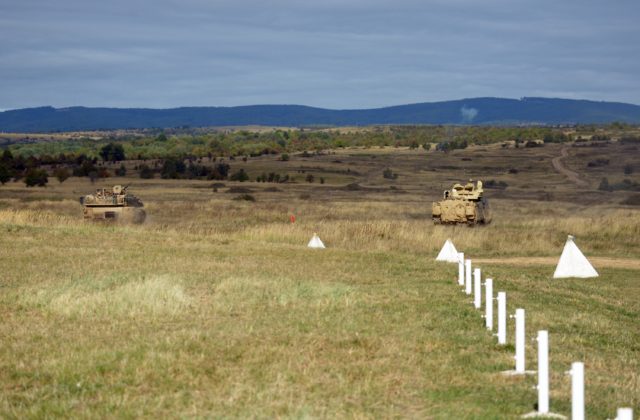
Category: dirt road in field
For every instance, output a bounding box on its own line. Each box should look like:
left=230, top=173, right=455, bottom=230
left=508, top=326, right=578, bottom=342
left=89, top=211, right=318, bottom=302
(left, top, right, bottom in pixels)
left=474, top=257, right=640, bottom=270
left=552, top=146, right=590, bottom=187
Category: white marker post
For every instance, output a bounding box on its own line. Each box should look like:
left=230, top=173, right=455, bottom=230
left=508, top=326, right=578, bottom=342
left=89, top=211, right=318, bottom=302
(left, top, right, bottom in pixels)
left=616, top=408, right=633, bottom=420
left=465, top=259, right=472, bottom=294
left=457, top=252, right=465, bottom=286
left=570, top=362, right=584, bottom=420
left=513, top=308, right=526, bottom=373
left=484, top=278, right=493, bottom=330
left=497, top=292, right=506, bottom=345
left=537, top=330, right=549, bottom=414
left=473, top=268, right=481, bottom=309
left=503, top=308, right=533, bottom=375
left=523, top=330, right=563, bottom=418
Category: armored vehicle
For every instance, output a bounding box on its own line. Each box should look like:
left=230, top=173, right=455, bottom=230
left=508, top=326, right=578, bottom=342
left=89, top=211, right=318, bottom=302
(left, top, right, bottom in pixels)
left=80, top=185, right=146, bottom=224
left=432, top=180, right=491, bottom=225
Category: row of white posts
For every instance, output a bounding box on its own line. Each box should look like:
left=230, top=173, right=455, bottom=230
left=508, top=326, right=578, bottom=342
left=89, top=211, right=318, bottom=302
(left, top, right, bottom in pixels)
left=455, top=252, right=634, bottom=419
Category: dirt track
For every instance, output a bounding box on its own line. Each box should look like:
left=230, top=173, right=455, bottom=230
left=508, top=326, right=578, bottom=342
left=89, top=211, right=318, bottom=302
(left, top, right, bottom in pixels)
left=551, top=146, right=589, bottom=187
left=474, top=257, right=640, bottom=270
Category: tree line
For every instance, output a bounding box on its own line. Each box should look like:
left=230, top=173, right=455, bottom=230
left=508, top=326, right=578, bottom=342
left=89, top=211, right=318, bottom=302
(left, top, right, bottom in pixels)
left=4, top=125, right=587, bottom=161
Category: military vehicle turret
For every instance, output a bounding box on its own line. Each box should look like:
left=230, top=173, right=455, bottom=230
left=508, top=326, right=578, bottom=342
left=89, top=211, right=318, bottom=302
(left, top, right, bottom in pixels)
left=432, top=180, right=491, bottom=225
left=80, top=185, right=146, bottom=224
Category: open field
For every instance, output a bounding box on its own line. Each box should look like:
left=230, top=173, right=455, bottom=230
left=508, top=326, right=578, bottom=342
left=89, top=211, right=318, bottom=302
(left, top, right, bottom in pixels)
left=1, top=142, right=639, bottom=417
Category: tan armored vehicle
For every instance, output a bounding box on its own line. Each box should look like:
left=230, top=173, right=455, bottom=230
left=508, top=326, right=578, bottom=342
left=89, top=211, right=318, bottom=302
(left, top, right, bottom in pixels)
left=432, top=180, right=491, bottom=225
left=80, top=185, right=146, bottom=224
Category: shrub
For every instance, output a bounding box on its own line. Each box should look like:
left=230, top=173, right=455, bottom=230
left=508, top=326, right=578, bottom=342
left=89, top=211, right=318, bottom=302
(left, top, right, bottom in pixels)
left=24, top=168, right=48, bottom=187
left=484, top=179, right=508, bottom=189
left=230, top=169, right=249, bottom=182
left=54, top=167, right=71, bottom=183
left=621, top=194, right=640, bottom=206
left=587, top=159, right=609, bottom=168
left=543, top=133, right=570, bottom=143
left=227, top=186, right=253, bottom=194
left=233, top=194, right=255, bottom=202
left=525, top=141, right=543, bottom=148
left=623, top=164, right=633, bottom=175
left=208, top=163, right=230, bottom=180
left=599, top=177, right=610, bottom=191
left=383, top=168, right=398, bottom=180
left=436, top=139, right=468, bottom=151
left=139, top=164, right=155, bottom=179
left=305, top=174, right=315, bottom=183
left=608, top=179, right=640, bottom=192
left=72, top=160, right=98, bottom=177
left=422, top=143, right=432, bottom=151
left=161, top=158, right=186, bottom=179
left=280, top=153, right=290, bottom=161
left=619, top=136, right=640, bottom=144
left=115, top=164, right=127, bottom=176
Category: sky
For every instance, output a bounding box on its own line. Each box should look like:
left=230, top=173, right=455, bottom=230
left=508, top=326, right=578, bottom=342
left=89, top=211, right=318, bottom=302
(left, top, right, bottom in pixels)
left=1, top=0, right=639, bottom=110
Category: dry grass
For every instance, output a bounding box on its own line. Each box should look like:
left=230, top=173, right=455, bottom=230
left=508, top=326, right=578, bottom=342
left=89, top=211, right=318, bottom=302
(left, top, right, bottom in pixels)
left=0, top=143, right=638, bottom=418
left=22, top=275, right=191, bottom=318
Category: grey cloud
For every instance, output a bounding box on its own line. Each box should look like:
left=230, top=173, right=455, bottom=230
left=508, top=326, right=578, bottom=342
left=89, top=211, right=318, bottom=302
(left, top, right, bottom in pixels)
left=0, top=0, right=639, bottom=109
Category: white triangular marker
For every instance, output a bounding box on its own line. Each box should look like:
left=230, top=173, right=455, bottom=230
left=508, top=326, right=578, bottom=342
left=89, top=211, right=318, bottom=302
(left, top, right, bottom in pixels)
left=436, top=239, right=459, bottom=263
left=553, top=235, right=598, bottom=278
left=308, top=233, right=325, bottom=249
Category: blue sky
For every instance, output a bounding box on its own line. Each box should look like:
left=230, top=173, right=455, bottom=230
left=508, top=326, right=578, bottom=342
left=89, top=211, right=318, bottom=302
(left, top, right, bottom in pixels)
left=1, top=0, right=639, bottom=109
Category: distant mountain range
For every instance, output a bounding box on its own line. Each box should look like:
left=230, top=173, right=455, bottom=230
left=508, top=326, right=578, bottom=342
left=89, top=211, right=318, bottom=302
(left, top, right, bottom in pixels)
left=1, top=97, right=639, bottom=132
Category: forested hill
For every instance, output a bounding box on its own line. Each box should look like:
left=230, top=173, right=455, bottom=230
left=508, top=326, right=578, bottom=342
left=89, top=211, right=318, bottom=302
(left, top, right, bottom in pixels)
left=2, top=97, right=640, bottom=132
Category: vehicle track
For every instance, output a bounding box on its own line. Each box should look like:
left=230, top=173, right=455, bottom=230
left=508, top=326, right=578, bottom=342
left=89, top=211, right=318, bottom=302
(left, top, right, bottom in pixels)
left=551, top=146, right=589, bottom=187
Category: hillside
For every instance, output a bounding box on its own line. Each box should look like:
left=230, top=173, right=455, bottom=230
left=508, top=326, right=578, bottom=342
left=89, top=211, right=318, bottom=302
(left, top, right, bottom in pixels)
left=1, top=97, right=640, bottom=132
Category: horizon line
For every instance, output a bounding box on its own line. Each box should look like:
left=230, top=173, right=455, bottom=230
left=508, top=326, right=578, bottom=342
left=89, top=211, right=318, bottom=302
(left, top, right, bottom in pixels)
left=2, top=96, right=640, bottom=113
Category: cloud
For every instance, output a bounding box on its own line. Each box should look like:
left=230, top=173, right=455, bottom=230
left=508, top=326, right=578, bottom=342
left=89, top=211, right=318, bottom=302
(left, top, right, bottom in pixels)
left=0, top=0, right=639, bottom=108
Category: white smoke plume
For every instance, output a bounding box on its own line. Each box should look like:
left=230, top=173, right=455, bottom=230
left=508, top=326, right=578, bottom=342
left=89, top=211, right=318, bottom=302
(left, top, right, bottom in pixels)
left=460, top=105, right=478, bottom=123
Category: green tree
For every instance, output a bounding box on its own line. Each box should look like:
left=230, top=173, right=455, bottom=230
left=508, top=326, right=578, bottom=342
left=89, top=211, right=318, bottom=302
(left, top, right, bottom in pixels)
left=24, top=168, right=48, bottom=187
left=99, top=143, right=126, bottom=162
left=161, top=159, right=186, bottom=179
left=1, top=149, right=13, bottom=162
left=0, top=164, right=12, bottom=184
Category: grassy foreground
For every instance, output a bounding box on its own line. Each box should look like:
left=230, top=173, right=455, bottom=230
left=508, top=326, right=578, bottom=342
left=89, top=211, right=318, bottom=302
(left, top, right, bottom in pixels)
left=1, top=141, right=639, bottom=418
